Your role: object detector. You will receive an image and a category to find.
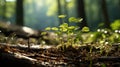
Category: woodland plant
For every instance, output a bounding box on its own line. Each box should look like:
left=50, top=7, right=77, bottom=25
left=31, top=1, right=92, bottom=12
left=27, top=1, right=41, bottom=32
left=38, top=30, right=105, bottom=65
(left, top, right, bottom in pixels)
left=44, top=16, right=85, bottom=50
left=110, top=19, right=120, bottom=30
left=43, top=16, right=120, bottom=56
left=85, top=28, right=120, bottom=55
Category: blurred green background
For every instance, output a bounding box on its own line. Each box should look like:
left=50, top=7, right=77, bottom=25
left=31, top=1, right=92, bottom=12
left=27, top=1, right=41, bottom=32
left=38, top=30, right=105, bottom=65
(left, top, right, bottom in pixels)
left=0, top=0, right=120, bottom=31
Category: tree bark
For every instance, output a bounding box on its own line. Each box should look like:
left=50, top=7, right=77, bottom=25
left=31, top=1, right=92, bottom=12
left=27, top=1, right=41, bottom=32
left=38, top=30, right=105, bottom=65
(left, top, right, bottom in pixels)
left=57, top=0, right=63, bottom=25
left=64, top=0, right=69, bottom=24
left=2, top=0, right=6, bottom=20
left=101, top=0, right=110, bottom=28
left=0, top=21, right=40, bottom=38
left=76, top=0, right=87, bottom=28
left=119, top=0, right=120, bottom=9
left=16, top=0, right=24, bottom=26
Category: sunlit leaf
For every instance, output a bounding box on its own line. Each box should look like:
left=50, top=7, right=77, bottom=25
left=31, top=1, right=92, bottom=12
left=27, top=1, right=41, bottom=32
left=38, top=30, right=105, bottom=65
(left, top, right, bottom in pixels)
left=68, top=17, right=77, bottom=22
left=77, top=18, right=83, bottom=22
left=51, top=27, right=58, bottom=31
left=62, top=28, right=68, bottom=32
left=59, top=23, right=68, bottom=28
left=41, top=32, right=47, bottom=35
left=45, top=27, right=51, bottom=30
left=82, top=26, right=90, bottom=32
left=68, top=17, right=83, bottom=23
left=60, top=28, right=67, bottom=32
left=58, top=15, right=66, bottom=18
left=68, top=26, right=75, bottom=30
left=110, top=19, right=120, bottom=30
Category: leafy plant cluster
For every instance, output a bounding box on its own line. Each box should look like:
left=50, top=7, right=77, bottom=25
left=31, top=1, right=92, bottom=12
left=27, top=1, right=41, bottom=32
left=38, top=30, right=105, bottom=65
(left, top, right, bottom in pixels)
left=43, top=16, right=120, bottom=53
left=44, top=16, right=84, bottom=49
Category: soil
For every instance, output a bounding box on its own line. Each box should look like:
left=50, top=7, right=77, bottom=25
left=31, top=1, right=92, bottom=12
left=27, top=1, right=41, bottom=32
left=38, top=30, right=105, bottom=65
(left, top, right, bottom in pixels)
left=0, top=44, right=120, bottom=67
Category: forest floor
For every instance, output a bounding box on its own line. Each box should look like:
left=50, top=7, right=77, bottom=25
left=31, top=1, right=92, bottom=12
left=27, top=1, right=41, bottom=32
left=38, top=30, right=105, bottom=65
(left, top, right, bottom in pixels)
left=0, top=42, right=120, bottom=67
left=0, top=21, right=120, bottom=67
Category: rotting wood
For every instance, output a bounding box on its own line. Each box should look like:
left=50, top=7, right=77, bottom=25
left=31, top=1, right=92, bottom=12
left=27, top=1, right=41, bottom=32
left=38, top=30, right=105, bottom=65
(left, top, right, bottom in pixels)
left=0, top=21, right=41, bottom=38
left=0, top=21, right=43, bottom=50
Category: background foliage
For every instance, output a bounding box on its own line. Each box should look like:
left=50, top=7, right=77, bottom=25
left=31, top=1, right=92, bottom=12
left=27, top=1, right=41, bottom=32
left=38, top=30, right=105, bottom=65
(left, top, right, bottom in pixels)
left=0, top=0, right=120, bottom=30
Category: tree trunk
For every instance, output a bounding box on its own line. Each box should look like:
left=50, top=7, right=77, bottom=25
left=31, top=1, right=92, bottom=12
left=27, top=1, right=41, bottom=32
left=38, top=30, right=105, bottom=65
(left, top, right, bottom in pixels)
left=16, top=0, right=24, bottom=26
left=101, top=0, right=110, bottom=28
left=64, top=0, right=68, bottom=23
left=1, top=0, right=6, bottom=21
left=57, top=0, right=63, bottom=25
left=119, top=0, right=120, bottom=8
left=76, top=0, right=87, bottom=28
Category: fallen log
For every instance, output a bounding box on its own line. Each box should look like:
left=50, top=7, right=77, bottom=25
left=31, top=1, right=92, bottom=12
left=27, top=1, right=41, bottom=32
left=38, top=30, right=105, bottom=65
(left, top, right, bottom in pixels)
left=0, top=43, right=53, bottom=50
left=0, top=21, right=44, bottom=50
left=0, top=49, right=46, bottom=67
left=0, top=21, right=42, bottom=38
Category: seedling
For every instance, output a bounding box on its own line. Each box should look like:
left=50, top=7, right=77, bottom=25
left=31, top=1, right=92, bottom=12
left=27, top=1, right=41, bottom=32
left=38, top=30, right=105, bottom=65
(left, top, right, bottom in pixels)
left=45, top=16, right=83, bottom=50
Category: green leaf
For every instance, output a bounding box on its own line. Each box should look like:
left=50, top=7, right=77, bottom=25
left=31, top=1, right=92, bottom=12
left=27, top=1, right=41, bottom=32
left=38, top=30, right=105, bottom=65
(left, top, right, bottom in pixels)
left=41, top=32, right=47, bottom=35
left=110, top=19, right=120, bottom=30
left=45, top=27, right=51, bottom=30
left=60, top=28, right=67, bottom=32
left=68, top=17, right=83, bottom=23
left=77, top=18, right=83, bottom=22
left=58, top=15, right=66, bottom=18
left=82, top=26, right=90, bottom=32
left=62, top=28, right=68, bottom=32
left=68, top=17, right=77, bottom=22
left=51, top=27, right=58, bottom=31
left=68, top=26, right=75, bottom=30
left=59, top=23, right=68, bottom=28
